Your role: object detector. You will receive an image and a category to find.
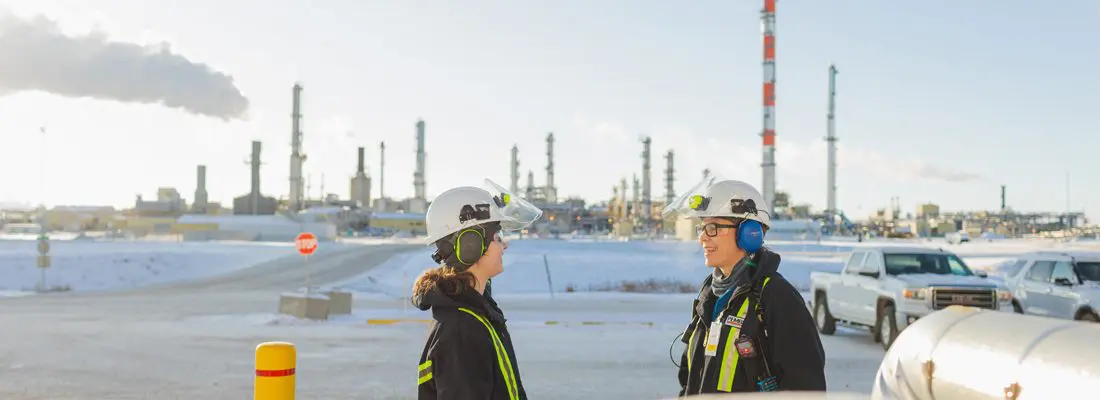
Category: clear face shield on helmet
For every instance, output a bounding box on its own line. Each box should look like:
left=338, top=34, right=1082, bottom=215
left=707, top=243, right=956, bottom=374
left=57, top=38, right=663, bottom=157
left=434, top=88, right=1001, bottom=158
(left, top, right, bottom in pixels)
left=483, top=178, right=544, bottom=231
left=660, top=171, right=727, bottom=219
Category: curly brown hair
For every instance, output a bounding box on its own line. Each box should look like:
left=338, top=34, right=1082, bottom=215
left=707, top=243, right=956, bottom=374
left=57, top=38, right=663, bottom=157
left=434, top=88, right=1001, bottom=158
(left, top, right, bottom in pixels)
left=412, top=265, right=479, bottom=297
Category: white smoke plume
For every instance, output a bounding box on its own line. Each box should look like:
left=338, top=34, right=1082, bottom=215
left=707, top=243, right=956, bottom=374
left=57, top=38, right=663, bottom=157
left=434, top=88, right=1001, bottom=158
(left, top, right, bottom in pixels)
left=0, top=12, right=249, bottom=120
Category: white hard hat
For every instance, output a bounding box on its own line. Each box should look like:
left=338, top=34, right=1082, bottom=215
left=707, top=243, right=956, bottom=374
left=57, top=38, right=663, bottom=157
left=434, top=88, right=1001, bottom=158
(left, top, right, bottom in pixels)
left=662, top=174, right=771, bottom=228
left=424, top=179, right=544, bottom=245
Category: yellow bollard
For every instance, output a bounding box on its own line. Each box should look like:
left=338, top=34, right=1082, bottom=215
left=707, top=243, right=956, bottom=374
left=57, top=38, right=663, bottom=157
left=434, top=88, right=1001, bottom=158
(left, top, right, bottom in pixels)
left=254, top=341, right=296, bottom=400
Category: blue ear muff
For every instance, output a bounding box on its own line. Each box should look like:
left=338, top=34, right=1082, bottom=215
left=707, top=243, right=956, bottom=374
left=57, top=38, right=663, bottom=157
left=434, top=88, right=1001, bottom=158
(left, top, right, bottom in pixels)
left=736, top=220, right=765, bottom=254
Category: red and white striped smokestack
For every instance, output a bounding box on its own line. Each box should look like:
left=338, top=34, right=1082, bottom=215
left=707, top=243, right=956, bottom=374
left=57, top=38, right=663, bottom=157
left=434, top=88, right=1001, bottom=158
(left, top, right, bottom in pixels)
left=760, top=0, right=777, bottom=215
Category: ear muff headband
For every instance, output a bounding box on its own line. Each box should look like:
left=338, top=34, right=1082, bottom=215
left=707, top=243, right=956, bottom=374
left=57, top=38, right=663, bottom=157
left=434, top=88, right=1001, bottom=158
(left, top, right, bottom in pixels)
left=452, top=228, right=487, bottom=267
left=735, top=219, right=765, bottom=254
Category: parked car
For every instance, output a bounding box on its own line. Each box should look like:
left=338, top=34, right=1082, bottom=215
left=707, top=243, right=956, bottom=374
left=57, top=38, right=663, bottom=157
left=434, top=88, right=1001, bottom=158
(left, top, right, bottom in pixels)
left=999, top=251, right=1100, bottom=322
left=809, top=246, right=1011, bottom=350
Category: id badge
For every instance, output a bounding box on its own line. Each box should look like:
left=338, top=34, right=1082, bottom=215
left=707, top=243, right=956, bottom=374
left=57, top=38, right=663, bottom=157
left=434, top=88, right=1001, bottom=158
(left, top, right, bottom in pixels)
left=704, top=321, right=722, bottom=357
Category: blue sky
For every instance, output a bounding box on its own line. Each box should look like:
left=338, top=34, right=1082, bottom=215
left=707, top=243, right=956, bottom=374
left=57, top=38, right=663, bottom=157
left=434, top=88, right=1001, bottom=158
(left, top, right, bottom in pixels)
left=0, top=0, right=1096, bottom=220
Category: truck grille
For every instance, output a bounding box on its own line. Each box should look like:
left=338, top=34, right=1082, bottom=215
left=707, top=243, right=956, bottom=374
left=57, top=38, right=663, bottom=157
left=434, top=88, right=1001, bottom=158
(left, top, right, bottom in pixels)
left=931, top=288, right=997, bottom=310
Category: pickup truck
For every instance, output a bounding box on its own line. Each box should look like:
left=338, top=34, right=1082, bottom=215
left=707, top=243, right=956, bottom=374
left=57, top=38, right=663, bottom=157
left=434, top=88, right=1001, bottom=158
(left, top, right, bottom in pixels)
left=999, top=251, right=1100, bottom=321
left=809, top=246, right=1011, bottom=350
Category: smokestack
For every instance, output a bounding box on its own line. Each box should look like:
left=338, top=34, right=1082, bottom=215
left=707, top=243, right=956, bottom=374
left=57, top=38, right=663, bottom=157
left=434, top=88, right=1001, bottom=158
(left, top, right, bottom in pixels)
left=357, top=146, right=365, bottom=173
left=1001, top=185, right=1007, bottom=211
left=545, top=133, right=556, bottom=203
left=414, top=120, right=426, bottom=200
left=664, top=150, right=675, bottom=205
left=250, top=141, right=262, bottom=195
left=194, top=164, right=208, bottom=211
left=526, top=170, right=535, bottom=199
left=379, top=141, right=386, bottom=199
left=289, top=83, right=306, bottom=213
left=632, top=174, right=640, bottom=218
left=641, top=136, right=652, bottom=220
left=760, top=0, right=778, bottom=215
left=510, top=144, right=520, bottom=194
left=825, top=64, right=839, bottom=216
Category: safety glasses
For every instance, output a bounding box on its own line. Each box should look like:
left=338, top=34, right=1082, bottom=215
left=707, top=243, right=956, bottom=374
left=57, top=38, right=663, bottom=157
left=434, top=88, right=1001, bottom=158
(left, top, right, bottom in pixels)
left=697, top=222, right=739, bottom=237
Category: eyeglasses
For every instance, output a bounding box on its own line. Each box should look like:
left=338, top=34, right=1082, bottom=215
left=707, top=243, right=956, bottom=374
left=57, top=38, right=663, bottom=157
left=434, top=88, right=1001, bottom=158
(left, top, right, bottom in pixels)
left=697, top=222, right=739, bottom=237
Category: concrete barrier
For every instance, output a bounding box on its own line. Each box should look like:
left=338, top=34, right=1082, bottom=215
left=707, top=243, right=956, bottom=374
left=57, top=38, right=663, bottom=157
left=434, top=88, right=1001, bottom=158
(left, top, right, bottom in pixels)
left=323, top=288, right=353, bottom=315
left=278, top=292, right=330, bottom=320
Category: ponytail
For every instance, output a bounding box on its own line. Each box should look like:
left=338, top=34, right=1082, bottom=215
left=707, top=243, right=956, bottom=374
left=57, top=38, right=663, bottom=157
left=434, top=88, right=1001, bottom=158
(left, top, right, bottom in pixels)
left=412, top=265, right=478, bottom=297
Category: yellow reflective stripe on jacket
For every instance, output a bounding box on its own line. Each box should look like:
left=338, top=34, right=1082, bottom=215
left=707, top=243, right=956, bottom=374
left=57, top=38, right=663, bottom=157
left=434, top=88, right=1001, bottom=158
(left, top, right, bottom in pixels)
left=418, top=360, right=433, bottom=385
left=716, top=277, right=771, bottom=392
left=686, top=324, right=699, bottom=371
left=458, top=307, right=520, bottom=400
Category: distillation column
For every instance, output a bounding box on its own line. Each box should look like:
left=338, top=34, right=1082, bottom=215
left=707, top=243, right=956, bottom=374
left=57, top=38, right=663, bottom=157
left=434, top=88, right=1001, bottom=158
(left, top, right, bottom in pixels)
left=413, top=120, right=426, bottom=200
left=664, top=150, right=675, bottom=205
left=825, top=64, right=838, bottom=217
left=289, top=84, right=306, bottom=213
left=641, top=136, right=652, bottom=222
left=510, top=145, right=520, bottom=194
left=544, top=133, right=556, bottom=203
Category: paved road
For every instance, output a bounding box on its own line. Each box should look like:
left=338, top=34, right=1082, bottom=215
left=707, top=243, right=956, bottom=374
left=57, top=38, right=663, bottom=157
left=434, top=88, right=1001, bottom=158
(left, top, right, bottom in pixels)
left=0, top=243, right=421, bottom=399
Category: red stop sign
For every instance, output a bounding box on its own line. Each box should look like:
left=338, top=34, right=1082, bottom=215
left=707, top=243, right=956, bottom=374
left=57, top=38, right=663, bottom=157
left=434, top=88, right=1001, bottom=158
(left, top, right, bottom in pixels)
left=295, top=232, right=318, bottom=255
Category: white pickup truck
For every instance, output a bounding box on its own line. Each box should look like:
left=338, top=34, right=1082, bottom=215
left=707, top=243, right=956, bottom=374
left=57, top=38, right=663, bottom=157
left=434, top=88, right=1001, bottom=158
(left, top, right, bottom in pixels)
left=809, top=246, right=1011, bottom=350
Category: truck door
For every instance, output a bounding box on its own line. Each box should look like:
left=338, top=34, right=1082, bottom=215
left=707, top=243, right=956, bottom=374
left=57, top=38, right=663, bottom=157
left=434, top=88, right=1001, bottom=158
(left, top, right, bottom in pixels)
left=1047, top=261, right=1081, bottom=319
left=850, top=252, right=885, bottom=325
left=836, top=251, right=868, bottom=321
left=1022, top=261, right=1055, bottom=315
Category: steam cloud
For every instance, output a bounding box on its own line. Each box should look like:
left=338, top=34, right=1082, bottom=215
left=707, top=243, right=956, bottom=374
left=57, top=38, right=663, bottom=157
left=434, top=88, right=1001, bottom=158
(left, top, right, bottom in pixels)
left=0, top=13, right=249, bottom=120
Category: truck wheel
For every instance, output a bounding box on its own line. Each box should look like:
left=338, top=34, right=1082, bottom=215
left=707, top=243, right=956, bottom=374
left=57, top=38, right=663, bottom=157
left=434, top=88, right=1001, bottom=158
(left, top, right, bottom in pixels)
left=877, top=304, right=899, bottom=351
left=813, top=293, right=836, bottom=335
left=1012, top=301, right=1023, bottom=314
left=1078, top=311, right=1099, bottom=322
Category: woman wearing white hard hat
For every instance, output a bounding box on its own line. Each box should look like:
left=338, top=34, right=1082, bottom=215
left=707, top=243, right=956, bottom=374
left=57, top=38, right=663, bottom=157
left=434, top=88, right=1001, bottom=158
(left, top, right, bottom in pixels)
left=413, top=179, right=542, bottom=400
left=665, top=173, right=826, bottom=395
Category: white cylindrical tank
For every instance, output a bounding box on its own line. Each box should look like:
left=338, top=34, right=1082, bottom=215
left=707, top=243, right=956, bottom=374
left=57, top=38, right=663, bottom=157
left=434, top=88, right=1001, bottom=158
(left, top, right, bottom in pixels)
left=873, top=306, right=1100, bottom=399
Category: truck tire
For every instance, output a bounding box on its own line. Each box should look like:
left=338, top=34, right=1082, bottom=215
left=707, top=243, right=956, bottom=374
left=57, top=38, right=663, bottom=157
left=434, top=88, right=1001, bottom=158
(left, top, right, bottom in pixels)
left=1077, top=310, right=1099, bottom=322
left=877, top=303, right=899, bottom=351
left=813, top=293, right=836, bottom=335
left=1012, top=300, right=1023, bottom=314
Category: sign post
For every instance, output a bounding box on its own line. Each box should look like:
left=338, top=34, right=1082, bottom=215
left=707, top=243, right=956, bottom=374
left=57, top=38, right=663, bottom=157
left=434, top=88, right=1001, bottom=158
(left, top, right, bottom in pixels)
left=295, top=232, right=318, bottom=297
left=36, top=232, right=50, bottom=292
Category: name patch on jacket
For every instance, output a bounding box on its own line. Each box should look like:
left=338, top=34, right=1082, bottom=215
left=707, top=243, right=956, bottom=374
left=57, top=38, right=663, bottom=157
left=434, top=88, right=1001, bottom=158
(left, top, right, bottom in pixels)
left=724, top=315, right=744, bottom=328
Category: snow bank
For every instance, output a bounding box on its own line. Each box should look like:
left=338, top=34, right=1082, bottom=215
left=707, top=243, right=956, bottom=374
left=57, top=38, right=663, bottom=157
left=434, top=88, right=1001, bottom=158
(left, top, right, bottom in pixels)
left=0, top=240, right=298, bottom=294
left=340, top=240, right=849, bottom=297
left=340, top=239, right=1042, bottom=299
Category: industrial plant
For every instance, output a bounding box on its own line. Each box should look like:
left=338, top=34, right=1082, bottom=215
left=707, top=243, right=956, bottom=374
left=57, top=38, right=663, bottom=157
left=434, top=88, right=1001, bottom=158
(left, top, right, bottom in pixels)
left=0, top=0, right=1091, bottom=243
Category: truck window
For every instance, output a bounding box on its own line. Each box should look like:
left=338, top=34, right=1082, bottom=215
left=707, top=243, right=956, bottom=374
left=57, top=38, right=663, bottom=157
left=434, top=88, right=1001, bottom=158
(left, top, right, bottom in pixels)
left=861, top=252, right=883, bottom=274
left=883, top=253, right=974, bottom=276
left=997, top=260, right=1028, bottom=278
left=1076, top=262, right=1100, bottom=282
left=1050, top=261, right=1079, bottom=284
left=1026, top=261, right=1054, bottom=282
left=844, top=252, right=867, bottom=274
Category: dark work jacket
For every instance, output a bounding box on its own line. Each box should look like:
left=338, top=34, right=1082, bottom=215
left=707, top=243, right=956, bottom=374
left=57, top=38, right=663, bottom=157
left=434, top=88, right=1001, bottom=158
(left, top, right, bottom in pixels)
left=677, top=249, right=827, bottom=396
left=414, top=282, right=528, bottom=400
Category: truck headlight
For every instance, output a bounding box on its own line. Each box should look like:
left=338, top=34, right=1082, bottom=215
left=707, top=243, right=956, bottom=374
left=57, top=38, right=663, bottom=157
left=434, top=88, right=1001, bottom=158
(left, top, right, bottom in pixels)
left=902, top=288, right=927, bottom=300
left=997, top=290, right=1012, bottom=301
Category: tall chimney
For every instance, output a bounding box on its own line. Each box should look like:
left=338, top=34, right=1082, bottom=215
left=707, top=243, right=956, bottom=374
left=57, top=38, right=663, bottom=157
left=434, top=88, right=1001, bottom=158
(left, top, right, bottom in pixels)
left=526, top=170, right=535, bottom=199
left=760, top=0, right=778, bottom=215
left=1001, top=185, right=1007, bottom=211
left=641, top=136, right=652, bottom=220
left=664, top=150, right=675, bottom=205
left=379, top=141, right=386, bottom=199
left=250, top=141, right=262, bottom=215
left=193, top=165, right=208, bottom=213
left=413, top=120, right=427, bottom=200
left=825, top=64, right=839, bottom=217
left=289, top=83, right=306, bottom=213
left=545, top=133, right=556, bottom=203
left=510, top=144, right=520, bottom=194
left=357, top=146, right=365, bottom=173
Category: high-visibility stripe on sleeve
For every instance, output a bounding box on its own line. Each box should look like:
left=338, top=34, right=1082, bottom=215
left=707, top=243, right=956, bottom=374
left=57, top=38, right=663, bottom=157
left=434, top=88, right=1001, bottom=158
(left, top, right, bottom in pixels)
left=716, top=277, right=771, bottom=392
left=458, top=307, right=520, bottom=400
left=418, top=360, right=433, bottom=385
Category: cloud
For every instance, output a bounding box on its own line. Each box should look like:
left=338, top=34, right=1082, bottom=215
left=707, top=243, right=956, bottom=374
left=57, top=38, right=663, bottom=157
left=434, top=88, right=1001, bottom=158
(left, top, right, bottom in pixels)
left=0, top=12, right=249, bottom=120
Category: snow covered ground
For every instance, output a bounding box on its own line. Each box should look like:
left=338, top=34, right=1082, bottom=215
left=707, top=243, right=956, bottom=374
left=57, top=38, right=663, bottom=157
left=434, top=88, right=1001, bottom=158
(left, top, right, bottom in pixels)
left=1, top=236, right=1092, bottom=398
left=0, top=238, right=305, bottom=296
